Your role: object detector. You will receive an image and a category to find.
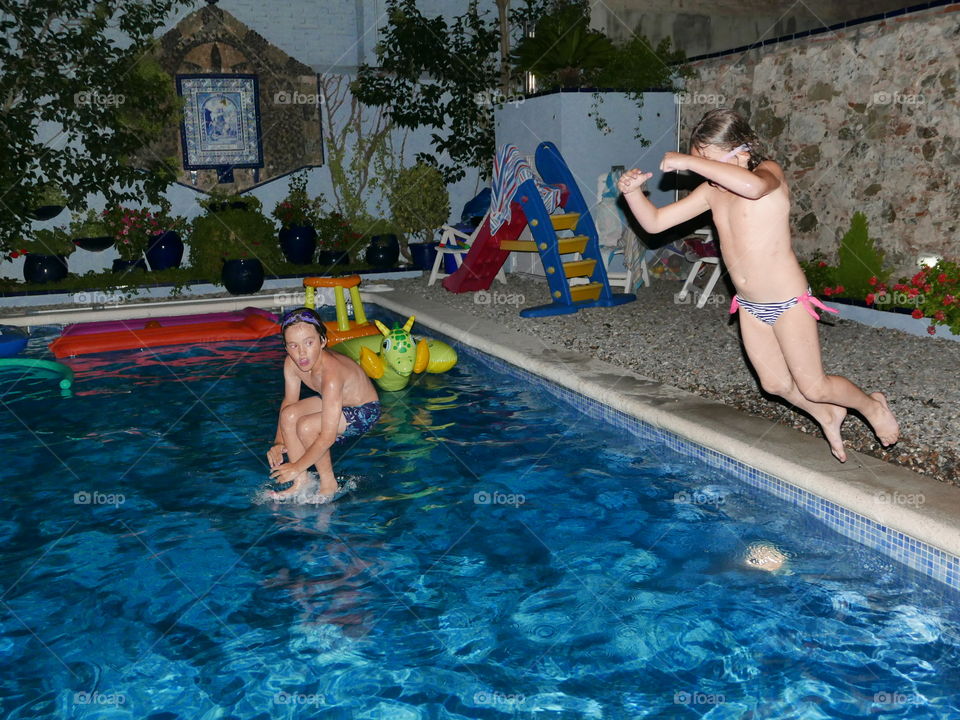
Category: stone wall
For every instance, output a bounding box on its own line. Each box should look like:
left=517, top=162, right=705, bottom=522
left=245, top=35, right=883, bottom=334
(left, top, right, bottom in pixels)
left=678, top=5, right=960, bottom=271
left=594, top=0, right=913, bottom=59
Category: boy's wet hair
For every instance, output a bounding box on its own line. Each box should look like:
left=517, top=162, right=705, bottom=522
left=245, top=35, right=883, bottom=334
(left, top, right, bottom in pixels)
left=281, top=307, right=327, bottom=342
left=690, top=108, right=768, bottom=171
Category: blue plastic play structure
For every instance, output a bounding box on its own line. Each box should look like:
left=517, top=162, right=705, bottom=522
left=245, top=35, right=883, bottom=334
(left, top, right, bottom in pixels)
left=442, top=141, right=635, bottom=318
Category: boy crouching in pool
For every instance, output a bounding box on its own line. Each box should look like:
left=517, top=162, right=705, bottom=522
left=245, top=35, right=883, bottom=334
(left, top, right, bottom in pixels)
left=267, top=307, right=381, bottom=499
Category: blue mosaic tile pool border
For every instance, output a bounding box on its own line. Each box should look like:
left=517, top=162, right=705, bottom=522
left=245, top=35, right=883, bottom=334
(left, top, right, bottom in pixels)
left=455, top=343, right=960, bottom=593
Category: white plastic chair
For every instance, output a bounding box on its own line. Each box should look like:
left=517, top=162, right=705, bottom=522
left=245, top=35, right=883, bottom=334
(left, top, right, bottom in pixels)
left=677, top=227, right=723, bottom=308
left=428, top=212, right=506, bottom=286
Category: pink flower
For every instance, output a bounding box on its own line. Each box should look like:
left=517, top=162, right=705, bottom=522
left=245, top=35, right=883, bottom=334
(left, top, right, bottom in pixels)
left=945, top=295, right=955, bottom=305
left=911, top=308, right=923, bottom=319
left=938, top=273, right=948, bottom=283
left=822, top=287, right=833, bottom=296
left=835, top=285, right=845, bottom=294
left=912, top=271, right=927, bottom=285
left=868, top=276, right=877, bottom=286
left=928, top=325, right=936, bottom=335
left=817, top=261, right=827, bottom=268
left=865, top=293, right=875, bottom=305
left=935, top=311, right=946, bottom=321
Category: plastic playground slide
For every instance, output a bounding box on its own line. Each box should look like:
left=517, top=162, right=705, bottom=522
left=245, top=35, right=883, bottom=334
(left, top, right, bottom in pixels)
left=441, top=204, right=529, bottom=293
left=48, top=307, right=281, bottom=358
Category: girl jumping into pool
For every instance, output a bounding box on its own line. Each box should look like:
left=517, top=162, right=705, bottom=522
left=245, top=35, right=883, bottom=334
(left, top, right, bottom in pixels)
left=618, top=108, right=898, bottom=461
left=267, top=307, right=381, bottom=499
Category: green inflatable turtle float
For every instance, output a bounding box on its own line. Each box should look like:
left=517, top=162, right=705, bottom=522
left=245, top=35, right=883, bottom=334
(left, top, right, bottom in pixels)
left=330, top=316, right=457, bottom=392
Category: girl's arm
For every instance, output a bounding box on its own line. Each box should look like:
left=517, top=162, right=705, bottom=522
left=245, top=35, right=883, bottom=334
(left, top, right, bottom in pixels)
left=661, top=152, right=781, bottom=199
left=618, top=169, right=711, bottom=234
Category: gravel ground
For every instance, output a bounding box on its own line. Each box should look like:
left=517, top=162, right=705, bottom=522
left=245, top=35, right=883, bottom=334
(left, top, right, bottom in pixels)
left=387, top=275, right=960, bottom=487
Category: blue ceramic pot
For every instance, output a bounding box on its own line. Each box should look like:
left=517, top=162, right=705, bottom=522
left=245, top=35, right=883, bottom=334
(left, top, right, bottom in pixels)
left=365, top=234, right=400, bottom=268
left=279, top=226, right=317, bottom=265
left=315, top=250, right=349, bottom=269
left=222, top=258, right=264, bottom=295
left=145, top=231, right=184, bottom=271
left=409, top=242, right=438, bottom=270
left=23, top=254, right=67, bottom=284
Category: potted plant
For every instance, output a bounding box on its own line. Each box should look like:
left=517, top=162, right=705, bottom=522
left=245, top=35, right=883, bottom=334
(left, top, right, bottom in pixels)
left=27, top=182, right=68, bottom=221
left=315, top=211, right=360, bottom=269
left=187, top=194, right=281, bottom=294
left=145, top=199, right=188, bottom=271
left=101, top=205, right=160, bottom=272
left=354, top=217, right=403, bottom=269
left=388, top=162, right=450, bottom=264
left=272, top=173, right=322, bottom=265
left=69, top=209, right=114, bottom=252
left=16, top=226, right=76, bottom=284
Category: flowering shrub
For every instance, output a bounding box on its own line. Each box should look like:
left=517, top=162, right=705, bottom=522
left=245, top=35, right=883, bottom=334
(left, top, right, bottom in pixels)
left=271, top=173, right=322, bottom=229
left=101, top=206, right=160, bottom=260
left=315, top=212, right=362, bottom=253
left=888, top=261, right=960, bottom=335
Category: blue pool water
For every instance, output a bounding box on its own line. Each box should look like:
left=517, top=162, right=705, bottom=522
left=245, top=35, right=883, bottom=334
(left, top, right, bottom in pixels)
left=1, top=320, right=959, bottom=719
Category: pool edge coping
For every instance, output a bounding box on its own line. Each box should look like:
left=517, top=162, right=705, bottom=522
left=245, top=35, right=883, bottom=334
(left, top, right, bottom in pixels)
left=364, top=290, right=960, bottom=566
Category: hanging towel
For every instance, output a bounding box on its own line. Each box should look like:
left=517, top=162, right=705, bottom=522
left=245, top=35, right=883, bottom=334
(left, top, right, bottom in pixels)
left=489, top=144, right=563, bottom=235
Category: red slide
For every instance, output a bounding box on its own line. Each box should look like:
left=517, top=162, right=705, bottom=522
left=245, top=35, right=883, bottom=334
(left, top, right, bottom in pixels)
left=442, top=203, right=529, bottom=293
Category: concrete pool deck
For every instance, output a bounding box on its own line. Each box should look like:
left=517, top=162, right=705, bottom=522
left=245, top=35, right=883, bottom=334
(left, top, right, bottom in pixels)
left=366, top=288, right=960, bottom=566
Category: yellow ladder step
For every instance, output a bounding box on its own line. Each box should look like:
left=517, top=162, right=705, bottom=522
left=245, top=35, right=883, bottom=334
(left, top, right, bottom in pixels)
left=550, top=212, right=579, bottom=231
left=499, top=235, right=589, bottom=254
left=557, top=236, right=588, bottom=254
left=569, top=282, right=603, bottom=302
left=563, top=259, right=596, bottom=278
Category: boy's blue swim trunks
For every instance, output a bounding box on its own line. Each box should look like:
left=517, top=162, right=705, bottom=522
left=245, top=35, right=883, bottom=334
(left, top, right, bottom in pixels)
left=336, top=401, right=381, bottom=443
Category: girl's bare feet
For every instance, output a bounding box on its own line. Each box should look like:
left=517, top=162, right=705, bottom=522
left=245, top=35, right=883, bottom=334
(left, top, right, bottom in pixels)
left=818, top=405, right=848, bottom=463
left=867, top=392, right=900, bottom=447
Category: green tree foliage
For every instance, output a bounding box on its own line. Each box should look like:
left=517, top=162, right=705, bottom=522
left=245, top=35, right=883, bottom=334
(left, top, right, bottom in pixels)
left=836, top=211, right=890, bottom=299
left=0, top=0, right=191, bottom=254
left=510, top=2, right=615, bottom=89
left=353, top=0, right=500, bottom=182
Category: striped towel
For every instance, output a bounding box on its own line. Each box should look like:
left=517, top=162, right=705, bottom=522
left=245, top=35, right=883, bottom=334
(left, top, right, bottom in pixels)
left=489, top=144, right=563, bottom=235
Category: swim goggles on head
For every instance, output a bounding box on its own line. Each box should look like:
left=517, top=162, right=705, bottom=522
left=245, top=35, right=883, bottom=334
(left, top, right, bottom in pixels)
left=720, top=143, right=750, bottom=161
left=280, top=308, right=324, bottom=331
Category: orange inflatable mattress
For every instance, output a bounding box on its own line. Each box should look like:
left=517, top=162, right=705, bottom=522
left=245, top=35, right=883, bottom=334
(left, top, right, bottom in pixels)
left=49, top=309, right=281, bottom=358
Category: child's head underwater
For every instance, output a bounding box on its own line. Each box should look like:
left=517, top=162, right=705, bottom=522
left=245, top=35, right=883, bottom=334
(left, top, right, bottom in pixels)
left=690, top=108, right=768, bottom=171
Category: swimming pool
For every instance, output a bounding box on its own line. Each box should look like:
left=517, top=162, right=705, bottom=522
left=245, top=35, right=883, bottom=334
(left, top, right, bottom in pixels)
left=2, top=321, right=959, bottom=718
